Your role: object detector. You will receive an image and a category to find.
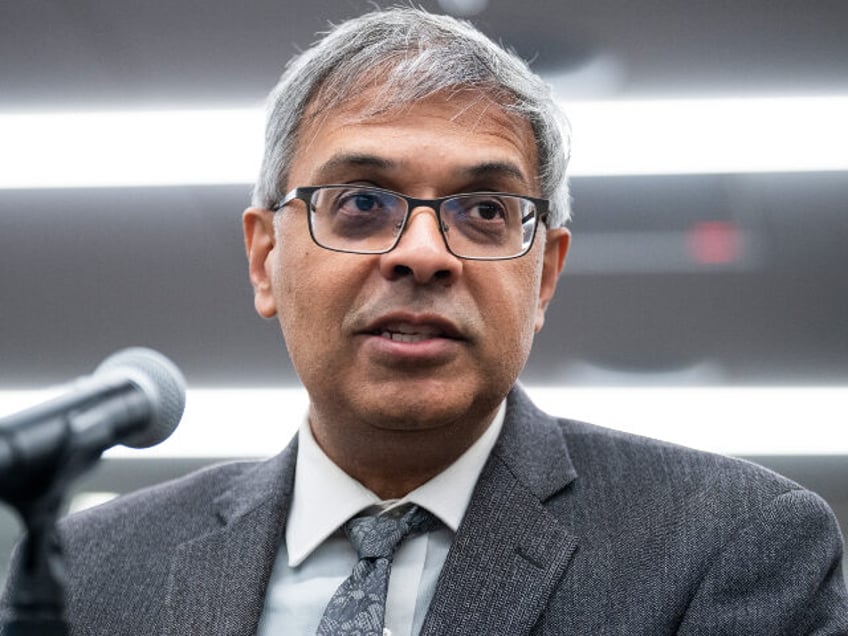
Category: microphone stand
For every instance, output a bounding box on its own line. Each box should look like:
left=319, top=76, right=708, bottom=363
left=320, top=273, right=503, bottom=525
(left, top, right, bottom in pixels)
left=2, top=490, right=68, bottom=635
left=1, top=411, right=112, bottom=636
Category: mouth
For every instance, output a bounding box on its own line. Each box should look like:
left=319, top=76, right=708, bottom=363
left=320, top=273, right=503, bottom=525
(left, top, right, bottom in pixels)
left=377, top=324, right=452, bottom=343
left=362, top=316, right=465, bottom=344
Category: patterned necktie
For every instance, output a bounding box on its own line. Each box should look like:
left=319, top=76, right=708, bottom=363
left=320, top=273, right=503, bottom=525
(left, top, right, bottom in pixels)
left=316, top=504, right=438, bottom=636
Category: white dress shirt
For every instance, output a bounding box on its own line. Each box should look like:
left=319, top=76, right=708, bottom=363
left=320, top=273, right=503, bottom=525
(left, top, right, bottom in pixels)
left=256, top=403, right=505, bottom=636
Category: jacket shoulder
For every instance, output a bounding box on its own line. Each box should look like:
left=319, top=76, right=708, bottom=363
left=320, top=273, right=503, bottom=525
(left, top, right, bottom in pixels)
left=560, top=416, right=799, bottom=494
left=62, top=459, right=259, bottom=542
left=518, top=411, right=848, bottom=632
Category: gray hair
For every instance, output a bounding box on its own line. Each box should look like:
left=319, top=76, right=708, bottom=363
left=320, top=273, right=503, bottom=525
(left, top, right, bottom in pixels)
left=252, top=7, right=572, bottom=226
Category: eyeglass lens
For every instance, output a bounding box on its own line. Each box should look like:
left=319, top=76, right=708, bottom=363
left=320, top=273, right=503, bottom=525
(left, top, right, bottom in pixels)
left=308, top=186, right=536, bottom=258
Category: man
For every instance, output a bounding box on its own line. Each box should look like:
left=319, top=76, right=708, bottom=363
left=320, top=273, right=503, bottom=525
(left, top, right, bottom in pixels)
left=3, top=7, right=847, bottom=635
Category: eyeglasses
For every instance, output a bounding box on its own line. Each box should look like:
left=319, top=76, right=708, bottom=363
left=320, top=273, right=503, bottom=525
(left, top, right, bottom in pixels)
left=272, top=185, right=549, bottom=261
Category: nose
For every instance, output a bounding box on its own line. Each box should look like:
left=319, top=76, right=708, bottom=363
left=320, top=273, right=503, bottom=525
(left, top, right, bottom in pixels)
left=378, top=206, right=463, bottom=285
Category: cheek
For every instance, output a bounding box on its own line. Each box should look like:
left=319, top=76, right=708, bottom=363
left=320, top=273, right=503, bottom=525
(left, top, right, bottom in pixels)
left=477, top=260, right=542, bottom=357
left=272, top=246, right=324, bottom=352
left=518, top=261, right=547, bottom=346
left=272, top=247, right=365, bottom=366
left=511, top=287, right=542, bottom=361
left=271, top=220, right=325, bottom=307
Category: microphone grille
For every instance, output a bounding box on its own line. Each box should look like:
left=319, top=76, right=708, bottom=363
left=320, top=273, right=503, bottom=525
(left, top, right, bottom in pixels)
left=95, top=347, right=187, bottom=448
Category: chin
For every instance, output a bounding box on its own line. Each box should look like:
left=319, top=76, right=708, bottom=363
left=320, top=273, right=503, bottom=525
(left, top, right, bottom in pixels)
left=369, top=397, right=463, bottom=430
left=357, top=380, right=500, bottom=431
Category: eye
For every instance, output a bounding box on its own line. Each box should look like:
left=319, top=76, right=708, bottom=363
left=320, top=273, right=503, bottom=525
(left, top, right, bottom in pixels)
left=470, top=199, right=506, bottom=221
left=461, top=196, right=509, bottom=222
left=337, top=189, right=388, bottom=214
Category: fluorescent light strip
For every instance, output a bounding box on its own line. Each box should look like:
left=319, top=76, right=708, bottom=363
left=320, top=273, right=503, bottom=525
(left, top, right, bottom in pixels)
left=1, top=386, right=846, bottom=457
left=0, top=96, right=846, bottom=189
left=0, top=109, right=264, bottom=189
left=563, top=96, right=848, bottom=176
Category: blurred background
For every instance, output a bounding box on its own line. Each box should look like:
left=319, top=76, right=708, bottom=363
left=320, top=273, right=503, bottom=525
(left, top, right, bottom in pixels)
left=1, top=0, right=846, bottom=585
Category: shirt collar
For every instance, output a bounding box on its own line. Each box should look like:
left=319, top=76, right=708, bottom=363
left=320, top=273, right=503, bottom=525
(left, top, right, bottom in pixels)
left=285, top=402, right=505, bottom=567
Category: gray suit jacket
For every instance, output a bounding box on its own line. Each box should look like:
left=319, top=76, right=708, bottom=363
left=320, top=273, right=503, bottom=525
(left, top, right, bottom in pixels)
left=3, top=386, right=847, bottom=634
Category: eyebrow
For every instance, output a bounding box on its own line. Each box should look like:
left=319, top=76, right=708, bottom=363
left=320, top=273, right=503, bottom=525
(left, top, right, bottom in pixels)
left=461, top=161, right=531, bottom=188
left=316, top=153, right=396, bottom=176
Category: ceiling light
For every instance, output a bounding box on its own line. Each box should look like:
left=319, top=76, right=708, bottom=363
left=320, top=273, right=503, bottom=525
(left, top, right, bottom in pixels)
left=0, top=109, right=263, bottom=189
left=437, top=0, right=488, bottom=17
left=1, top=386, right=845, bottom=457
left=0, top=96, right=845, bottom=189
left=563, top=95, right=848, bottom=176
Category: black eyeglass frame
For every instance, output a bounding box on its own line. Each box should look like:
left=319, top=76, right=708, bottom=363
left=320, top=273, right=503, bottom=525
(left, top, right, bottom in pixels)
left=271, top=185, right=551, bottom=261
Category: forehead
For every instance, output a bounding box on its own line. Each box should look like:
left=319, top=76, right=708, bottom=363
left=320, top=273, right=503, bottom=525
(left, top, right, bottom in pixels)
left=289, top=85, right=539, bottom=193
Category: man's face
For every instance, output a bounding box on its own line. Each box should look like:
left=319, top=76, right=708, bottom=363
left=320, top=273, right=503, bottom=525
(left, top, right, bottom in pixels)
left=244, top=86, right=569, bottom=442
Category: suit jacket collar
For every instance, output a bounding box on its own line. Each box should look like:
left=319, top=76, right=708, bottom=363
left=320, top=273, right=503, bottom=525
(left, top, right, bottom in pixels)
left=214, top=438, right=299, bottom=526
left=493, top=384, right=578, bottom=500
left=161, top=385, right=578, bottom=635
left=162, top=438, right=299, bottom=636
left=421, top=385, right=579, bottom=635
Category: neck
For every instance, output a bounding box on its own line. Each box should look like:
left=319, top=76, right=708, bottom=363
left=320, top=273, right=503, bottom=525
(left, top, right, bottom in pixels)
left=307, top=402, right=500, bottom=500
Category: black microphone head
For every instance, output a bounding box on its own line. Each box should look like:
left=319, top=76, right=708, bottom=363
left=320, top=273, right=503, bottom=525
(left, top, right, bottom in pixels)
left=94, top=347, right=186, bottom=448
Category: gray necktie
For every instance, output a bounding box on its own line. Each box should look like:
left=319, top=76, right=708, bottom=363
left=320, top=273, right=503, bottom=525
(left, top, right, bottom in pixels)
left=316, top=504, right=438, bottom=636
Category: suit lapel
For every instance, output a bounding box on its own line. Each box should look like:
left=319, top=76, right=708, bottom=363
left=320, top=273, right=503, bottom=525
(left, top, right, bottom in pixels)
left=421, top=387, right=579, bottom=635
left=157, top=387, right=575, bottom=634
left=161, top=439, right=298, bottom=636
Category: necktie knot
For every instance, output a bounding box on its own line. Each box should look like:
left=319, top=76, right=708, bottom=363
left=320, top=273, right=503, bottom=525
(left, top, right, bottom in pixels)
left=344, top=505, right=435, bottom=560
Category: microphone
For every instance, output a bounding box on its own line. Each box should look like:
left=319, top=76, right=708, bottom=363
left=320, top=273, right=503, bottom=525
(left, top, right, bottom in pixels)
left=0, top=347, right=186, bottom=497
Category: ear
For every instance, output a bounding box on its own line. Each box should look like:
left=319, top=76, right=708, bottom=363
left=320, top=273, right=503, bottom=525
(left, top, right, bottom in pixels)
left=243, top=207, right=278, bottom=318
left=535, top=227, right=570, bottom=333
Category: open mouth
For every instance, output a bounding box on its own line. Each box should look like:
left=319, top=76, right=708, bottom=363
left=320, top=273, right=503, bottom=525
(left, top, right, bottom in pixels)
left=379, top=329, right=441, bottom=343
left=366, top=319, right=463, bottom=343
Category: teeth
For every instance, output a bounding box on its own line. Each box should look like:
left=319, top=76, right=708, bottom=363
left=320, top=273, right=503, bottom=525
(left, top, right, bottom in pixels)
left=380, top=331, right=432, bottom=343
left=372, top=321, right=454, bottom=342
